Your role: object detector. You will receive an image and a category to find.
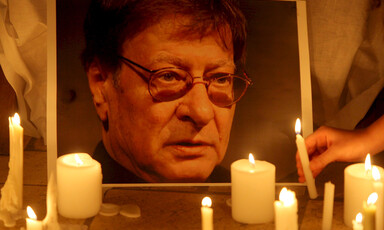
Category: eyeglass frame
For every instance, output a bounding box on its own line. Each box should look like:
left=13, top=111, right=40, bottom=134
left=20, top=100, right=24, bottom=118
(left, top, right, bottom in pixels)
left=117, top=55, right=252, bottom=107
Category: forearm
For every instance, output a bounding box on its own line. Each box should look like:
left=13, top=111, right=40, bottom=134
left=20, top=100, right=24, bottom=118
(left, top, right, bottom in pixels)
left=363, top=115, right=384, bottom=155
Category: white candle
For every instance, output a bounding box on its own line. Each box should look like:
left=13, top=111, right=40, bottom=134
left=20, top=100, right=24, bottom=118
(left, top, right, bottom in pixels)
left=26, top=206, right=43, bottom=230
left=274, top=187, right=298, bottom=230
left=231, top=153, right=275, bottom=224
left=8, top=113, right=24, bottom=210
left=352, top=213, right=363, bottom=230
left=363, top=192, right=378, bottom=230
left=57, top=153, right=102, bottom=219
left=322, top=181, right=335, bottom=230
left=201, top=197, right=213, bottom=230
left=43, top=174, right=60, bottom=230
left=372, top=166, right=383, bottom=230
left=295, top=118, right=318, bottom=199
left=344, top=154, right=384, bottom=227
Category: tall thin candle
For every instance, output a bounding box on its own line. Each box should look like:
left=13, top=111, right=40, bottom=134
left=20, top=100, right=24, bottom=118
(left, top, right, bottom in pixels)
left=352, top=213, right=363, bottom=230
left=363, top=192, right=377, bottom=230
left=274, top=187, right=298, bottom=230
left=26, top=206, right=43, bottom=230
left=372, top=166, right=383, bottom=230
left=322, top=181, right=335, bottom=230
left=201, top=197, right=213, bottom=230
left=295, top=118, right=318, bottom=199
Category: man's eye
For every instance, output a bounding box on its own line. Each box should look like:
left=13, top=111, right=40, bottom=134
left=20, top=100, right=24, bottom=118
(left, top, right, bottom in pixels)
left=216, top=77, right=230, bottom=84
left=158, top=72, right=181, bottom=82
left=212, top=75, right=233, bottom=85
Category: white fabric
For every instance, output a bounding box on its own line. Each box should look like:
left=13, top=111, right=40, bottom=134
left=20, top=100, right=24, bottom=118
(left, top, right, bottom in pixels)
left=0, top=0, right=47, bottom=141
left=307, top=0, right=384, bottom=130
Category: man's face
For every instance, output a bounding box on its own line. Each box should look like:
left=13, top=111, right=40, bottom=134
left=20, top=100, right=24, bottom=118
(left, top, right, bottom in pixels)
left=101, top=18, right=236, bottom=182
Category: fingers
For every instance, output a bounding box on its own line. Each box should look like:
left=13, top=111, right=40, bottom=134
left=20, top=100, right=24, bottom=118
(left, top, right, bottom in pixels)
left=296, top=148, right=336, bottom=182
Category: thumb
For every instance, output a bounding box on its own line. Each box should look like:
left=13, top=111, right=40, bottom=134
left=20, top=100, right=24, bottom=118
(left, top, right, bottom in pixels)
left=309, top=149, right=337, bottom=178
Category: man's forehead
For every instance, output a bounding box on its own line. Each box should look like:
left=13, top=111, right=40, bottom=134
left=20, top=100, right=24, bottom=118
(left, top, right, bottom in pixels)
left=125, top=15, right=233, bottom=52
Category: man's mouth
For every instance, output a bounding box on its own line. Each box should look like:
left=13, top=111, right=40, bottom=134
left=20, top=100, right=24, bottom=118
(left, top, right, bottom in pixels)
left=177, top=142, right=203, bottom=147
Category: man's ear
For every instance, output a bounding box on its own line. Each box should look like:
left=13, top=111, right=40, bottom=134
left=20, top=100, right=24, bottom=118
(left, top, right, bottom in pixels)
left=87, top=61, right=109, bottom=123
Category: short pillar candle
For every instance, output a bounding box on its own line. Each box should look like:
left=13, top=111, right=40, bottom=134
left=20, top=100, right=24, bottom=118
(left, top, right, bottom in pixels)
left=231, top=153, right=275, bottom=224
left=344, top=154, right=384, bottom=227
left=57, top=153, right=102, bottom=219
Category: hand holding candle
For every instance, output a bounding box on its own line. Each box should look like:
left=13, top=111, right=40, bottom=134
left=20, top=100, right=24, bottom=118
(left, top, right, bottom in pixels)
left=295, top=118, right=318, bottom=199
left=201, top=197, right=213, bottom=230
left=274, top=187, right=298, bottom=230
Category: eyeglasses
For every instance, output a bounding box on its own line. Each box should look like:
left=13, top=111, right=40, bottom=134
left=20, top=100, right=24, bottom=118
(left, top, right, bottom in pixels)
left=117, top=55, right=252, bottom=107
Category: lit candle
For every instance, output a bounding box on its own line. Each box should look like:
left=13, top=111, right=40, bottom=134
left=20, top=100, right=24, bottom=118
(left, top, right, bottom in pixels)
left=9, top=113, right=24, bottom=209
left=26, top=206, right=43, bottom=230
left=372, top=166, right=383, bottom=230
left=201, top=197, right=213, bottom=230
left=274, top=187, right=298, bottom=230
left=352, top=213, right=363, bottom=230
left=295, top=118, right=318, bottom=199
left=57, top=153, right=102, bottom=219
left=322, top=181, right=335, bottom=230
left=363, top=192, right=378, bottom=230
left=344, top=154, right=384, bottom=227
left=231, top=153, right=275, bottom=224
left=0, top=114, right=24, bottom=227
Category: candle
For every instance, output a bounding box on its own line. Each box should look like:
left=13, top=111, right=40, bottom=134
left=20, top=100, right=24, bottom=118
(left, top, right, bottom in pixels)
left=57, top=153, right=102, bottom=219
left=295, top=118, right=318, bottom=199
left=363, top=192, right=378, bottom=230
left=352, top=213, right=363, bottom=230
left=274, top=187, right=298, bottom=230
left=201, top=197, right=213, bottom=230
left=26, top=206, right=43, bottom=230
left=322, top=181, right=335, bottom=230
left=372, top=166, right=383, bottom=230
left=8, top=113, right=24, bottom=210
left=43, top=174, right=60, bottom=230
left=231, top=153, right=275, bottom=224
left=344, top=154, right=384, bottom=227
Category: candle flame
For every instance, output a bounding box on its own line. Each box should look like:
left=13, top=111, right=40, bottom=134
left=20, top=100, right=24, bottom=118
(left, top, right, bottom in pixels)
left=279, top=187, right=295, bottom=206
left=365, top=153, right=372, bottom=173
left=12, top=113, right=20, bottom=125
left=355, top=212, right=362, bottom=223
left=202, top=196, right=212, bottom=208
left=295, top=118, right=301, bottom=134
left=367, top=192, right=378, bottom=205
left=27, top=206, right=37, bottom=220
left=372, top=166, right=381, bottom=181
left=248, top=153, right=255, bottom=166
left=74, top=154, right=84, bottom=166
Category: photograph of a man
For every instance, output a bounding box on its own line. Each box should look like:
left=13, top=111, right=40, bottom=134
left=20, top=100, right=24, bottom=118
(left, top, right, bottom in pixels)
left=81, top=0, right=251, bottom=183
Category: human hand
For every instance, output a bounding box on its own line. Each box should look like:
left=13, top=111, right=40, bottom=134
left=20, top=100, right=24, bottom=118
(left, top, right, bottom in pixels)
left=296, top=126, right=368, bottom=182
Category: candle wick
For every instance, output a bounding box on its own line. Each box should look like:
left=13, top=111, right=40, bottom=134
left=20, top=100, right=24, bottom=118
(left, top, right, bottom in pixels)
left=366, top=169, right=372, bottom=177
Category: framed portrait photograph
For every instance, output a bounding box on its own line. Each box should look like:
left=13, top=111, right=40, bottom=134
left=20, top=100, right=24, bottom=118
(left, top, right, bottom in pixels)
left=50, top=0, right=313, bottom=186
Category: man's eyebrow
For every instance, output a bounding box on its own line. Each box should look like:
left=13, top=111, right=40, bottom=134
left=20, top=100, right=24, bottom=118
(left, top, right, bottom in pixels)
left=152, top=54, right=186, bottom=67
left=152, top=53, right=235, bottom=70
left=205, top=59, right=235, bottom=71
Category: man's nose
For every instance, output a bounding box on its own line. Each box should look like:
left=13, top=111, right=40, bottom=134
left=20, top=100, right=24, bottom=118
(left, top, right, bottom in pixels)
left=175, top=81, right=214, bottom=128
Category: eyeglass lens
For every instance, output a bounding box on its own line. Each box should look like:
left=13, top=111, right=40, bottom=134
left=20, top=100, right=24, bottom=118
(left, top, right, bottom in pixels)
left=149, top=69, right=249, bottom=107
